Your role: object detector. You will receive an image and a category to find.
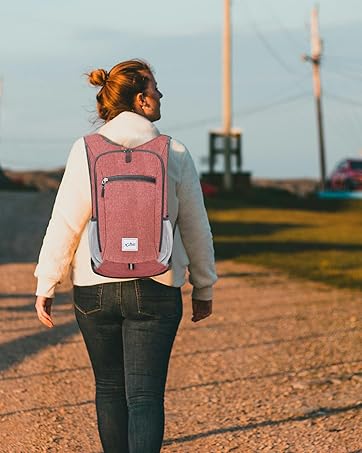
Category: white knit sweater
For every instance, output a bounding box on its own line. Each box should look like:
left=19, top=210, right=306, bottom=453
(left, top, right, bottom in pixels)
left=34, top=112, right=217, bottom=300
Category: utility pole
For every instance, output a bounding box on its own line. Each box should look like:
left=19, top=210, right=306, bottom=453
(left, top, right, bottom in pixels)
left=303, top=5, right=327, bottom=190
left=223, top=0, right=233, bottom=191
left=0, top=77, right=4, bottom=177
left=0, top=78, right=3, bottom=148
left=0, top=78, right=3, bottom=142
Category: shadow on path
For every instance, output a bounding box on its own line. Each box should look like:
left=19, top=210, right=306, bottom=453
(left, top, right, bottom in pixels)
left=0, top=399, right=93, bottom=418
left=163, top=402, right=362, bottom=445
left=1, top=357, right=361, bottom=386
left=0, top=304, right=70, bottom=314
left=216, top=271, right=278, bottom=279
left=166, top=358, right=362, bottom=392
left=0, top=293, right=38, bottom=300
left=210, top=221, right=308, bottom=237
left=0, top=320, right=79, bottom=373
left=214, top=240, right=362, bottom=261
left=172, top=327, right=362, bottom=358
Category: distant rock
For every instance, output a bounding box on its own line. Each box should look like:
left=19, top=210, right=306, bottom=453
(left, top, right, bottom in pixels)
left=1, top=167, right=64, bottom=191
left=0, top=165, right=35, bottom=191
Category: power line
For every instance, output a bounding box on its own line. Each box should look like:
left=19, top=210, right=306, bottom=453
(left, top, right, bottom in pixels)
left=249, top=24, right=299, bottom=76
left=323, top=66, right=362, bottom=82
left=253, top=26, right=298, bottom=75
left=236, top=92, right=310, bottom=117
left=324, top=55, right=362, bottom=67
left=1, top=91, right=311, bottom=140
left=348, top=108, right=362, bottom=141
left=243, top=0, right=301, bottom=77
left=166, top=91, right=310, bottom=132
left=323, top=94, right=362, bottom=149
left=258, top=0, right=308, bottom=52
left=323, top=112, right=351, bottom=151
left=324, top=106, right=362, bottom=151
left=324, top=92, right=362, bottom=108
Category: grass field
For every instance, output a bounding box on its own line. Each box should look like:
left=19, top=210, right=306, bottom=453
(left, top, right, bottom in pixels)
left=206, top=188, right=362, bottom=291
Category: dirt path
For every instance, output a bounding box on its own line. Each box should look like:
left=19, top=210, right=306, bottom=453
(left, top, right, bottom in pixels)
left=0, top=192, right=361, bottom=452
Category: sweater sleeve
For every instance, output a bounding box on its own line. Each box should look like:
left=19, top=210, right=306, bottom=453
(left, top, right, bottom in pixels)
left=34, top=138, right=91, bottom=298
left=176, top=147, right=218, bottom=300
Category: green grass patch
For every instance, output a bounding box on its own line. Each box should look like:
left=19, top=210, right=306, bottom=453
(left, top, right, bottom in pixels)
left=206, top=188, right=362, bottom=290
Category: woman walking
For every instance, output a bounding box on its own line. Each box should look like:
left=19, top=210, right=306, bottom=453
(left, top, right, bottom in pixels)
left=34, top=59, right=217, bottom=453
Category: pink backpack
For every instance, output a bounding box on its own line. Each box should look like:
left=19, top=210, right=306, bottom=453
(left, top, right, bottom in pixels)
left=84, top=133, right=173, bottom=278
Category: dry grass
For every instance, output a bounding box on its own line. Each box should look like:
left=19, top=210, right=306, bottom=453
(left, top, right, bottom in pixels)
left=206, top=188, right=362, bottom=290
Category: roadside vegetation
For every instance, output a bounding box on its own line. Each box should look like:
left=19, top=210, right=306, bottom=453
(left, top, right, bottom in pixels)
left=206, top=187, right=362, bottom=290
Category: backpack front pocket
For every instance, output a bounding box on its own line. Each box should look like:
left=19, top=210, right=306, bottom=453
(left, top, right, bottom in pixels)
left=101, top=175, right=161, bottom=263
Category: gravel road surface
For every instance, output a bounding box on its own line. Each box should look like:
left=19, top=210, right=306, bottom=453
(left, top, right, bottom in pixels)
left=0, top=192, right=361, bottom=452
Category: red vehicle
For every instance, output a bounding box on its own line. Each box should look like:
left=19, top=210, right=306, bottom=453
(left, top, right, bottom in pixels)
left=329, top=158, right=362, bottom=191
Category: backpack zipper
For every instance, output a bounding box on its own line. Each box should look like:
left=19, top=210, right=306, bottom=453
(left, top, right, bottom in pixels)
left=101, top=174, right=156, bottom=197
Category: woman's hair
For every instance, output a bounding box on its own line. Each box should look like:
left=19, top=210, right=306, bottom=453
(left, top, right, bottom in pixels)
left=87, top=59, right=152, bottom=122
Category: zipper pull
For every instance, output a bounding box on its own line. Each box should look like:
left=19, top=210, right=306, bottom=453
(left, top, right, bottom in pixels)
left=101, top=177, right=108, bottom=197
left=125, top=149, right=132, bottom=163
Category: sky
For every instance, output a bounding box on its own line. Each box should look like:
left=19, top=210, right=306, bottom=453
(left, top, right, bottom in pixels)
left=1, top=0, right=362, bottom=178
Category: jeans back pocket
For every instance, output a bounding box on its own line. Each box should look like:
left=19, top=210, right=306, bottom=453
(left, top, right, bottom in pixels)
left=73, top=284, right=103, bottom=315
left=134, top=279, right=182, bottom=319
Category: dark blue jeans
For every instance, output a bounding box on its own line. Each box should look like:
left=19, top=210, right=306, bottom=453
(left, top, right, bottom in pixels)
left=73, top=278, right=183, bottom=453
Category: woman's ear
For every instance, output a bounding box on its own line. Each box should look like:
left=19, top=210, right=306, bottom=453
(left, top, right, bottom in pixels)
left=135, top=92, right=145, bottom=108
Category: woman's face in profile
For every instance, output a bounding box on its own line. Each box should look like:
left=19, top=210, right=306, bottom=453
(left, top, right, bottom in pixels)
left=142, top=72, right=163, bottom=122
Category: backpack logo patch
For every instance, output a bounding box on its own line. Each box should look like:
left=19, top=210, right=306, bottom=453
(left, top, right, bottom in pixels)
left=122, top=238, right=138, bottom=252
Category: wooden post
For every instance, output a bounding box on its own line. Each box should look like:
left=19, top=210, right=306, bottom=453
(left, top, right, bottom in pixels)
left=304, top=6, right=327, bottom=190
left=223, top=0, right=232, bottom=191
left=0, top=78, right=3, bottom=146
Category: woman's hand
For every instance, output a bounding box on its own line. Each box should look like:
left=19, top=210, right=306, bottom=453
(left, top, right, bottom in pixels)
left=192, top=299, right=212, bottom=323
left=35, top=296, right=54, bottom=328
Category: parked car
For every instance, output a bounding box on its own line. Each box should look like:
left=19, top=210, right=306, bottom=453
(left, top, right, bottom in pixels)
left=329, top=158, right=362, bottom=191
